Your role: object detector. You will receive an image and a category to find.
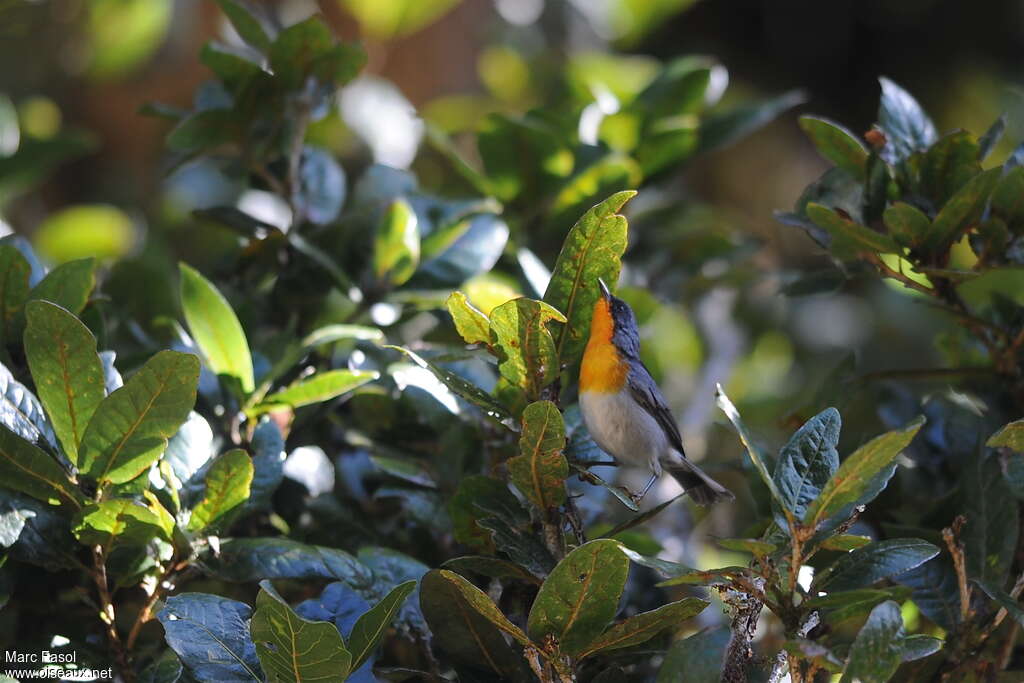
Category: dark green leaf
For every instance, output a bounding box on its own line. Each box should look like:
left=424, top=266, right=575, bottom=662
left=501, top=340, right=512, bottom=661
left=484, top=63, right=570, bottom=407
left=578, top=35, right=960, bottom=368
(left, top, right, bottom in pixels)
left=924, top=167, right=1001, bottom=251
left=0, top=245, right=30, bottom=337
left=818, top=538, right=940, bottom=591
left=200, top=42, right=261, bottom=86
left=446, top=291, right=490, bottom=345
left=902, top=634, right=942, bottom=662
left=374, top=199, right=420, bottom=286
left=819, top=534, right=872, bottom=551
left=883, top=202, right=931, bottom=249
left=921, top=131, right=981, bottom=205
left=476, top=514, right=556, bottom=578
left=577, top=597, right=708, bottom=659
left=251, top=580, right=352, bottom=682
left=840, top=600, right=905, bottom=683
left=187, top=449, right=253, bottom=533
left=27, top=257, right=96, bottom=315
left=137, top=649, right=183, bottom=683
left=442, top=556, right=541, bottom=585
left=896, top=555, right=961, bottom=631
left=799, top=116, right=868, bottom=177
left=245, top=418, right=285, bottom=512
left=508, top=400, right=568, bottom=509
left=543, top=191, right=635, bottom=373
left=79, top=350, right=200, bottom=485
left=656, top=626, right=729, bottom=683
left=974, top=578, right=1024, bottom=627
left=449, top=475, right=520, bottom=553
left=158, top=593, right=262, bottom=682
left=598, top=494, right=685, bottom=539
left=806, top=203, right=900, bottom=255
left=215, top=0, right=272, bottom=52
left=991, top=169, right=1024, bottom=232
left=347, top=580, right=416, bottom=671
left=166, top=109, right=239, bottom=152
left=963, top=453, right=1018, bottom=583
left=24, top=300, right=105, bottom=464
left=179, top=262, right=254, bottom=395
left=877, top=77, right=937, bottom=164
left=425, top=569, right=530, bottom=645
left=419, top=569, right=531, bottom=680
left=205, top=538, right=374, bottom=591
left=0, top=424, right=81, bottom=508
left=979, top=115, right=1006, bottom=161
left=804, top=417, right=924, bottom=532
left=268, top=17, right=365, bottom=88
left=527, top=539, right=629, bottom=656
left=772, top=407, right=840, bottom=525
left=806, top=588, right=913, bottom=625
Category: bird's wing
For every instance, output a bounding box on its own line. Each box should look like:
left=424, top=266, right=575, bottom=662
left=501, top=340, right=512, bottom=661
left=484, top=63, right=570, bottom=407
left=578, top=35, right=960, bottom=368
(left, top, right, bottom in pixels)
left=626, top=361, right=687, bottom=455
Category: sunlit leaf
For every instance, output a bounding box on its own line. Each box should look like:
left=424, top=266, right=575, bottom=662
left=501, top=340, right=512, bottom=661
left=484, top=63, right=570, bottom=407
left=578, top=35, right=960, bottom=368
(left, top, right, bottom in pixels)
left=187, top=449, right=253, bottom=533
left=35, top=205, right=135, bottom=264
left=489, top=297, right=565, bottom=401
left=374, top=198, right=419, bottom=286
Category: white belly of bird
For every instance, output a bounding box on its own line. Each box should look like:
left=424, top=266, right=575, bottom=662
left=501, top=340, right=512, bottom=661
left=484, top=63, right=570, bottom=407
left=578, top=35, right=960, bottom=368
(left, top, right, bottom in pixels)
left=579, top=389, right=671, bottom=474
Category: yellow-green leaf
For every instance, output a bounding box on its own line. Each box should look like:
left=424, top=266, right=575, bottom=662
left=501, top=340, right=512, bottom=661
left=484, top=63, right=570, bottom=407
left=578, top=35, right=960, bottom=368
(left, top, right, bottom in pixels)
left=488, top=297, right=565, bottom=401
left=446, top=291, right=490, bottom=345
left=188, top=449, right=253, bottom=533
left=508, top=400, right=567, bottom=509
left=374, top=198, right=420, bottom=286
left=256, top=370, right=378, bottom=414
left=577, top=598, right=709, bottom=659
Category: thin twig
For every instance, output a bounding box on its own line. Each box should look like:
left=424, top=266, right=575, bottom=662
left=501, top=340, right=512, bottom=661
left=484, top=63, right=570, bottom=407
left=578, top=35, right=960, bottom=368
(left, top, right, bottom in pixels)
left=92, top=546, right=133, bottom=682
left=943, top=517, right=971, bottom=623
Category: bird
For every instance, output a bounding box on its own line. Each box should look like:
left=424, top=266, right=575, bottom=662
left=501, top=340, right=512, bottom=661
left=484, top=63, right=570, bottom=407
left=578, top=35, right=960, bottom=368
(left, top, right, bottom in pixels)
left=579, top=278, right=733, bottom=506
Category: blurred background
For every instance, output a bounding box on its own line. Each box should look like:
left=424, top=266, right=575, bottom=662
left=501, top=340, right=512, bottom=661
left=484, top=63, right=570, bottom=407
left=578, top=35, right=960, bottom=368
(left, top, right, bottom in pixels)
left=1, top=0, right=1022, bottom=599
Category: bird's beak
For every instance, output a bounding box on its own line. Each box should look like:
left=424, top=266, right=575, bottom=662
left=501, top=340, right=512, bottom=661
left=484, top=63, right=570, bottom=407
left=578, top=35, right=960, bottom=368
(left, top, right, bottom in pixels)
left=597, top=278, right=612, bottom=301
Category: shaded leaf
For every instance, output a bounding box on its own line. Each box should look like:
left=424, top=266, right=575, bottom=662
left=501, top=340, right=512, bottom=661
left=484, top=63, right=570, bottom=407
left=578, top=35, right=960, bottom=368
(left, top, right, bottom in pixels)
left=799, top=116, right=868, bottom=177
left=698, top=90, right=806, bottom=154
left=975, top=578, right=1024, bottom=628
left=24, top=300, right=105, bottom=464
left=296, top=146, right=346, bottom=226
left=543, top=191, right=635, bottom=373
left=508, top=400, right=568, bottom=509
left=902, top=634, right=942, bottom=662
left=215, top=0, right=271, bottom=52
left=896, top=555, right=961, bottom=632
left=963, top=452, right=1018, bottom=583
left=921, top=131, right=981, bottom=205
left=158, top=593, right=263, bottom=682
left=806, top=203, right=900, bottom=255
left=187, top=449, right=253, bottom=533
left=883, top=202, right=931, bottom=249
left=818, top=538, right=940, bottom=591
left=0, top=424, right=81, bottom=507
left=425, top=569, right=530, bottom=645
left=527, top=539, right=629, bottom=656
left=656, top=626, right=729, bottom=683
left=773, top=407, right=840, bottom=525
left=924, top=168, right=1001, bottom=251
left=179, top=262, right=254, bottom=395
left=27, top=257, right=96, bottom=315
left=991, top=167, right=1024, bottom=231
left=205, top=537, right=374, bottom=591
left=979, top=115, right=1006, bottom=161
left=442, top=556, right=542, bottom=585
left=80, top=350, right=200, bottom=485
left=578, top=597, right=708, bottom=659
left=877, top=77, right=937, bottom=164
left=840, top=600, right=905, bottom=683
left=716, top=538, right=777, bottom=556
left=0, top=361, right=59, bottom=453
left=449, top=475, right=519, bottom=553
left=0, top=245, right=29, bottom=334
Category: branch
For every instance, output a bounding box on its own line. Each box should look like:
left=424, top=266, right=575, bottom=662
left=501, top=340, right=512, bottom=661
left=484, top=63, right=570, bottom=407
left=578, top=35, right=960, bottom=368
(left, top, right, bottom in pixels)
left=92, top=545, right=133, bottom=682
left=721, top=576, right=766, bottom=683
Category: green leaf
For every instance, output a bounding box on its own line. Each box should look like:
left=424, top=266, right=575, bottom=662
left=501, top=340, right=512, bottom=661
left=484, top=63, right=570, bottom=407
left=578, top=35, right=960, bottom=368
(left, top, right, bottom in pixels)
left=806, top=588, right=913, bottom=624
left=179, top=262, right=254, bottom=395
left=963, top=453, right=1018, bottom=583
left=716, top=538, right=777, bottom=556
left=979, top=115, right=1006, bottom=161
left=798, top=116, right=868, bottom=177
left=342, top=0, right=460, bottom=39
left=0, top=424, right=81, bottom=507
left=549, top=155, right=642, bottom=229
left=441, top=556, right=542, bottom=585
left=268, top=17, right=365, bottom=89
left=924, top=168, right=1001, bottom=251
left=991, top=167, right=1024, bottom=231
left=257, top=370, right=378, bottom=413
left=657, top=627, right=729, bottom=683
left=527, top=539, right=629, bottom=656
left=921, top=131, right=981, bottom=205
left=477, top=113, right=573, bottom=202
left=251, top=580, right=352, bottom=682
left=820, top=534, right=873, bottom=551
left=424, top=569, right=530, bottom=645
left=883, top=202, right=931, bottom=249
left=187, top=449, right=253, bottom=533
left=79, top=350, right=200, bottom=485
left=543, top=191, right=634, bottom=373
left=23, top=301, right=105, bottom=465
left=803, top=417, right=924, bottom=532
left=577, top=597, right=708, bottom=659
left=988, top=419, right=1024, bottom=452
left=806, top=203, right=900, bottom=255
left=206, top=538, right=373, bottom=590
left=877, top=77, right=937, bottom=164
left=715, top=385, right=785, bottom=509
left=772, top=407, right=840, bottom=525
left=818, top=538, right=940, bottom=591
left=166, top=110, right=240, bottom=152
left=347, top=580, right=416, bottom=671
left=896, top=556, right=961, bottom=632
left=508, top=400, right=568, bottom=510
left=489, top=297, right=565, bottom=401
left=27, top=257, right=96, bottom=315
left=72, top=497, right=171, bottom=548
left=840, top=600, right=905, bottom=683
left=388, top=346, right=514, bottom=428
left=0, top=245, right=30, bottom=334
left=445, top=291, right=490, bottom=345
left=374, top=199, right=420, bottom=286
left=214, top=0, right=271, bottom=52
left=158, top=593, right=262, bottom=682
left=200, top=42, right=261, bottom=86
left=902, top=634, right=942, bottom=662
left=419, top=569, right=531, bottom=680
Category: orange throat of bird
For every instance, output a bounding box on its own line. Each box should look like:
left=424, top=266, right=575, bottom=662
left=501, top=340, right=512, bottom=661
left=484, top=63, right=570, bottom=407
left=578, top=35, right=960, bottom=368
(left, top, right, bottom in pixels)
left=580, top=297, right=628, bottom=394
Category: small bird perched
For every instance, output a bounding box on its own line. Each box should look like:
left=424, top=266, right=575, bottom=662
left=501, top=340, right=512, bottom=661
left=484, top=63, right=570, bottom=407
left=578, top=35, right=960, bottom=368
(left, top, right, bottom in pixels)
left=579, top=279, right=733, bottom=505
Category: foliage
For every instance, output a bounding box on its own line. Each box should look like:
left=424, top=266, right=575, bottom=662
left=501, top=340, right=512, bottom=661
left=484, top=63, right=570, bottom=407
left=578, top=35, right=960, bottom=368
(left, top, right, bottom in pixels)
left=3, top=3, right=1024, bottom=683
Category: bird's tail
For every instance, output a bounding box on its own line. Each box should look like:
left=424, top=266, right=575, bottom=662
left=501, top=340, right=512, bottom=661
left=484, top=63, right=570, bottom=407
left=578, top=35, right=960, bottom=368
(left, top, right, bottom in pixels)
left=663, top=454, right=734, bottom=506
